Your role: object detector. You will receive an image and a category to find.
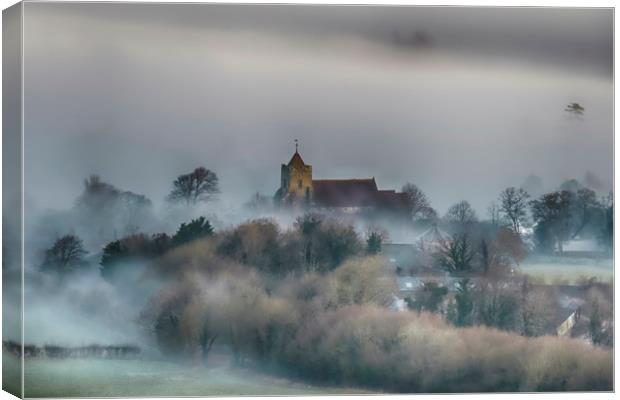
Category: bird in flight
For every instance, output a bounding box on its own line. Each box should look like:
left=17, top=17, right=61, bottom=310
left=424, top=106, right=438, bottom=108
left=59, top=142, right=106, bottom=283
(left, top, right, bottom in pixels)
left=565, top=102, right=585, bottom=116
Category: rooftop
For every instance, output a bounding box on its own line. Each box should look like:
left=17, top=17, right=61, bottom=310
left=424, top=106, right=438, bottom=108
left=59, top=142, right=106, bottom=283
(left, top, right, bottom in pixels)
left=312, top=178, right=379, bottom=207
left=287, top=151, right=307, bottom=168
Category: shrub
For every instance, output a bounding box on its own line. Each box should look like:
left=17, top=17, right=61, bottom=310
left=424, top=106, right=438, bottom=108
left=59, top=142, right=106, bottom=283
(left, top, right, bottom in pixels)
left=366, top=229, right=385, bottom=255
left=315, top=221, right=362, bottom=270
left=100, top=234, right=157, bottom=280
left=294, top=213, right=362, bottom=271
left=216, top=216, right=363, bottom=274
left=447, top=278, right=475, bottom=326
left=407, top=281, right=448, bottom=313
left=151, top=238, right=238, bottom=280
left=477, top=282, right=521, bottom=332
left=277, top=307, right=612, bottom=392
left=139, top=221, right=612, bottom=393
left=325, top=256, right=398, bottom=308
left=216, top=219, right=299, bottom=275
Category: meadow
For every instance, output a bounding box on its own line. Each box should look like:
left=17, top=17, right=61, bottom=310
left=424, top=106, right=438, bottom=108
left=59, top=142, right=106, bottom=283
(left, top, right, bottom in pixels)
left=520, top=257, right=613, bottom=284
left=3, top=354, right=364, bottom=398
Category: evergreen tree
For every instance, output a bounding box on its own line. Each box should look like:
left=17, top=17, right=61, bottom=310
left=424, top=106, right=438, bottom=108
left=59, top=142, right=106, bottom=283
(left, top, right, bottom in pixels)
left=172, top=217, right=214, bottom=246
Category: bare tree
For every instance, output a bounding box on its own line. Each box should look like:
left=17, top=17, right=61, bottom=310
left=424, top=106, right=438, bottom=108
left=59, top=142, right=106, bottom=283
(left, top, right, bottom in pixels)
left=167, top=167, right=220, bottom=205
left=571, top=188, right=599, bottom=239
left=444, top=200, right=477, bottom=231
left=41, top=235, right=88, bottom=274
left=436, top=233, right=475, bottom=273
left=244, top=192, right=272, bottom=211
left=401, top=182, right=436, bottom=221
left=599, top=191, right=613, bottom=252
left=519, top=277, right=555, bottom=337
left=75, top=175, right=153, bottom=241
left=582, top=289, right=613, bottom=347
left=479, top=227, right=525, bottom=277
left=487, top=201, right=501, bottom=227
left=76, top=175, right=120, bottom=211
left=498, top=187, right=530, bottom=234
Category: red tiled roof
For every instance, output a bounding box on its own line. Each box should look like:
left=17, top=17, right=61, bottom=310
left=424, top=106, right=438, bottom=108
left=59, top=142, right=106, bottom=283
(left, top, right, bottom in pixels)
left=376, top=190, right=410, bottom=210
left=311, top=178, right=410, bottom=211
left=312, top=178, right=377, bottom=207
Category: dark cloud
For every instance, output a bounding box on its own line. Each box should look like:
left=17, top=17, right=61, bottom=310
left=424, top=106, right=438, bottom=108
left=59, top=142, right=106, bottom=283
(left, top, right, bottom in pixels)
left=24, top=3, right=612, bottom=74
left=22, top=3, right=612, bottom=215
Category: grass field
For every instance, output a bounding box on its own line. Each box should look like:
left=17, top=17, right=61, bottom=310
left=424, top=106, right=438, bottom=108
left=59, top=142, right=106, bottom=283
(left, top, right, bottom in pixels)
left=2, top=355, right=367, bottom=398
left=519, top=257, right=613, bottom=284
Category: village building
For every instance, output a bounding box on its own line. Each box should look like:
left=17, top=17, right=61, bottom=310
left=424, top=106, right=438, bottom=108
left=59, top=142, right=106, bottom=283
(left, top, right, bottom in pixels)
left=381, top=226, right=447, bottom=276
left=274, top=145, right=410, bottom=217
left=556, top=238, right=609, bottom=258
left=416, top=225, right=448, bottom=253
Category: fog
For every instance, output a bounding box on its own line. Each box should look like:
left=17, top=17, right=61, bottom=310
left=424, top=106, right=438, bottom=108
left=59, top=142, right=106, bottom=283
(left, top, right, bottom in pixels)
left=21, top=3, right=612, bottom=217
left=3, top=5, right=613, bottom=393
left=22, top=268, right=148, bottom=345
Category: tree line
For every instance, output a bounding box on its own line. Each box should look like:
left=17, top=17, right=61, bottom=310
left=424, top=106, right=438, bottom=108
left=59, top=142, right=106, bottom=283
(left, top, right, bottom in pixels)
left=39, top=168, right=612, bottom=280
left=401, top=179, right=612, bottom=262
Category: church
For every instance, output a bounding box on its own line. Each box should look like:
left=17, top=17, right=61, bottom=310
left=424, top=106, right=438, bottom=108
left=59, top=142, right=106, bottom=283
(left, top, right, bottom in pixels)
left=274, top=145, right=410, bottom=217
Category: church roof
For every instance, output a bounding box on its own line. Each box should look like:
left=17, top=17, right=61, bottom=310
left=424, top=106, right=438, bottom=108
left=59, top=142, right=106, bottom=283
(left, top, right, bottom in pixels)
left=287, top=151, right=306, bottom=168
left=375, top=190, right=410, bottom=210
left=312, top=178, right=379, bottom=207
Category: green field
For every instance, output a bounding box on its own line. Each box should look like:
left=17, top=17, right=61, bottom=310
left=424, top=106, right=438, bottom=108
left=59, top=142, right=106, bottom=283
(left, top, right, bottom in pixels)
left=3, top=355, right=367, bottom=398
left=519, top=257, right=613, bottom=284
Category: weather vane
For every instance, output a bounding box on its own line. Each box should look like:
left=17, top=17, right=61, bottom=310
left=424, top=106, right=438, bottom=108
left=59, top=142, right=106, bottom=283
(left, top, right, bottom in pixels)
left=294, top=139, right=299, bottom=152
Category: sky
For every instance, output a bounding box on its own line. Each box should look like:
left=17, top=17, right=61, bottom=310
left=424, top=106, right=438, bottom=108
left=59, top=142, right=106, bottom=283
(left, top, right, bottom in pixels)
left=22, top=3, right=613, bottom=215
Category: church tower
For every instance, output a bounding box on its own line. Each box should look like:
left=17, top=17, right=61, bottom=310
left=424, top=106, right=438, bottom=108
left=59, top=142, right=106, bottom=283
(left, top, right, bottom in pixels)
left=278, top=140, right=313, bottom=204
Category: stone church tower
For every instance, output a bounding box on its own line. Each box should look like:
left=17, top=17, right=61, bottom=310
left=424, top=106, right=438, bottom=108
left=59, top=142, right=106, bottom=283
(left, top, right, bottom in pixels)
left=277, top=142, right=313, bottom=204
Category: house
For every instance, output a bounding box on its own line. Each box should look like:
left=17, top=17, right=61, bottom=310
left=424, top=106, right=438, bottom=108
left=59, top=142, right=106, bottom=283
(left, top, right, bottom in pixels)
left=557, top=239, right=608, bottom=258
left=416, top=225, right=448, bottom=253
left=557, top=310, right=580, bottom=337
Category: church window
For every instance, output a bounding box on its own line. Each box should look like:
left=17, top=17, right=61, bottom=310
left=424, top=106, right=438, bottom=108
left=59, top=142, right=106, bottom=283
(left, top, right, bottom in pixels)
left=298, top=179, right=303, bottom=189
